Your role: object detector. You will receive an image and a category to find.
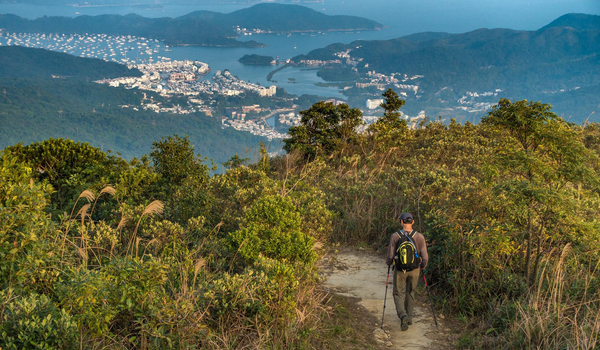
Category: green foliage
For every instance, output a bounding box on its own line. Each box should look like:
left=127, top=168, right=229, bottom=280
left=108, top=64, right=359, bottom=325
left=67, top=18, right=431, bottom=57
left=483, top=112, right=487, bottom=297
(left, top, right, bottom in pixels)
left=316, top=67, right=359, bottom=82
left=0, top=133, right=333, bottom=348
left=114, top=156, right=160, bottom=205
left=55, top=269, right=118, bottom=336
left=368, top=88, right=408, bottom=143
left=483, top=98, right=598, bottom=286
left=0, top=291, right=78, bottom=350
left=284, top=101, right=364, bottom=159
left=207, top=165, right=280, bottom=233
left=0, top=76, right=266, bottom=166
left=6, top=138, right=111, bottom=210
left=273, top=97, right=600, bottom=347
left=5, top=92, right=599, bottom=348
left=0, top=151, right=58, bottom=292
left=205, top=255, right=299, bottom=325
left=229, top=195, right=316, bottom=266
left=151, top=135, right=210, bottom=186
left=222, top=154, right=250, bottom=170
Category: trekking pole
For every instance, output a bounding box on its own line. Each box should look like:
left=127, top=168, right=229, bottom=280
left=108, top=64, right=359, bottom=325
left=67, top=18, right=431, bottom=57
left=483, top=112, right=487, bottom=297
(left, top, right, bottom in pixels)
left=422, top=269, right=439, bottom=330
left=381, top=264, right=391, bottom=329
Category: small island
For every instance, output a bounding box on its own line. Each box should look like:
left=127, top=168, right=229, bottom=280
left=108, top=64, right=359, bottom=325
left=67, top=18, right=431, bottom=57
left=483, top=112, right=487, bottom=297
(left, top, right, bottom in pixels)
left=239, top=54, right=275, bottom=66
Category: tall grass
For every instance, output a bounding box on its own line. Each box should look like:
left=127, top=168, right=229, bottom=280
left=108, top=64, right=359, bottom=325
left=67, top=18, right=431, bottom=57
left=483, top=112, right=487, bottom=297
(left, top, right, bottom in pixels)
left=44, top=184, right=333, bottom=349
left=508, top=244, right=600, bottom=349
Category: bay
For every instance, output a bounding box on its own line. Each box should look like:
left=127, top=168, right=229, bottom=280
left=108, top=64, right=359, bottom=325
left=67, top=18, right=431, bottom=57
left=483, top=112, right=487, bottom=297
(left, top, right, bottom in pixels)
left=165, top=29, right=401, bottom=98
left=0, top=0, right=598, bottom=98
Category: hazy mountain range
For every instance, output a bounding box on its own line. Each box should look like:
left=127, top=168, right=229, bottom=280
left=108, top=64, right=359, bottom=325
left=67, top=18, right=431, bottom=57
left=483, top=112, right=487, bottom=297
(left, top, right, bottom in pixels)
left=297, top=13, right=600, bottom=121
left=0, top=4, right=381, bottom=47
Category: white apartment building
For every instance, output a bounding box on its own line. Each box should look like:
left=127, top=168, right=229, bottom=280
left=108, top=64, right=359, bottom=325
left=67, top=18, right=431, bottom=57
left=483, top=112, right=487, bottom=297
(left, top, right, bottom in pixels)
left=366, top=99, right=384, bottom=110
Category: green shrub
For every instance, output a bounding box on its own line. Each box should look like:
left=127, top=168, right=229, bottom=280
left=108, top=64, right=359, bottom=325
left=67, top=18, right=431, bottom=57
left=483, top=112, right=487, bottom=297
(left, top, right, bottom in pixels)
left=0, top=291, right=78, bottom=349
left=56, top=269, right=117, bottom=336
left=204, top=255, right=300, bottom=326
left=0, top=151, right=59, bottom=292
left=58, top=257, right=169, bottom=337
left=228, top=195, right=315, bottom=267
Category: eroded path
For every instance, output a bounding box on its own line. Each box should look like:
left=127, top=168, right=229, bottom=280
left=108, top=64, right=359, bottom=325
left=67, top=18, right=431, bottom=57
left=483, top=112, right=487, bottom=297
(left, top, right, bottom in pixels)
left=323, top=249, right=454, bottom=349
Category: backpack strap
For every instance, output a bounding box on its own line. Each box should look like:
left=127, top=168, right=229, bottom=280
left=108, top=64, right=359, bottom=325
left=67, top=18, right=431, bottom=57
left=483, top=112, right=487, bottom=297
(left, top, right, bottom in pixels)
left=400, top=230, right=420, bottom=258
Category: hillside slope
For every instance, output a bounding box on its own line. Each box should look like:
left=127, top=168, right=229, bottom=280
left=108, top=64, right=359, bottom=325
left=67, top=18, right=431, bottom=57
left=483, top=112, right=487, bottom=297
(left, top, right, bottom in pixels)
left=0, top=46, right=141, bottom=80
left=0, top=46, right=265, bottom=163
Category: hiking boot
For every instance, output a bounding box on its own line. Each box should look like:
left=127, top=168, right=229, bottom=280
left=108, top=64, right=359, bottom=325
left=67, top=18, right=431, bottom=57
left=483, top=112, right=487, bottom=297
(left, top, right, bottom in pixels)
left=407, top=318, right=413, bottom=325
left=401, top=316, right=409, bottom=331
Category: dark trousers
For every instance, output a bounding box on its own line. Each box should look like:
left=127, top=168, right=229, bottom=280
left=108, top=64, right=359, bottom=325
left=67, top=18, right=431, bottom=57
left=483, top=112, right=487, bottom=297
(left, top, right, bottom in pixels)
left=393, top=268, right=420, bottom=320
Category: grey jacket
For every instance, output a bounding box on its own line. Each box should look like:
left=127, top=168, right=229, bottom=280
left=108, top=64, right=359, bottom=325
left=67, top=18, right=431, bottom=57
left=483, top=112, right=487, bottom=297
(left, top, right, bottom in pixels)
left=386, top=230, right=428, bottom=268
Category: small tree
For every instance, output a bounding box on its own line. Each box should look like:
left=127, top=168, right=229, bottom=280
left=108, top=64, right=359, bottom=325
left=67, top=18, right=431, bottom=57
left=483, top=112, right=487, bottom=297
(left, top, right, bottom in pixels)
left=368, top=88, right=408, bottom=144
left=482, top=98, right=597, bottom=286
left=150, top=135, right=212, bottom=223
left=5, top=138, right=112, bottom=211
left=283, top=101, right=364, bottom=159
left=150, top=135, right=209, bottom=187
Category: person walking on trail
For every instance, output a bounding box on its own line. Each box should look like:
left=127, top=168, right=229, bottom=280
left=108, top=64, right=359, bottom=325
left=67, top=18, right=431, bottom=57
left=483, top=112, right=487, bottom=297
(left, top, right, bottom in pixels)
left=386, top=212, right=429, bottom=331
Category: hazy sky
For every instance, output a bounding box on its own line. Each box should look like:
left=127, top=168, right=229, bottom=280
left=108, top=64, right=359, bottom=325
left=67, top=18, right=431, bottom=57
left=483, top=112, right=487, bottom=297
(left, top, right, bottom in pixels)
left=317, top=0, right=600, bottom=34
left=0, top=0, right=598, bottom=35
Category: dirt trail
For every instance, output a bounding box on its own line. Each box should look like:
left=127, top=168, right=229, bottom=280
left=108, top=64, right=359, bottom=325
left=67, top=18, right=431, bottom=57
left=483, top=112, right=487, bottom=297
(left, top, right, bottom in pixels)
left=323, top=249, right=453, bottom=349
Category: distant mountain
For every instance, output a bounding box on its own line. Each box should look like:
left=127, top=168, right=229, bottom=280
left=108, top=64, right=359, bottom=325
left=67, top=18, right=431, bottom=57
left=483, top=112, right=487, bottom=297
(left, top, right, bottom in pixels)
left=0, top=46, right=141, bottom=80
left=0, top=4, right=381, bottom=47
left=295, top=13, right=600, bottom=122
left=182, top=3, right=382, bottom=32
left=400, top=32, right=451, bottom=42
left=541, top=13, right=600, bottom=31
left=1, top=0, right=324, bottom=4
left=0, top=13, right=261, bottom=47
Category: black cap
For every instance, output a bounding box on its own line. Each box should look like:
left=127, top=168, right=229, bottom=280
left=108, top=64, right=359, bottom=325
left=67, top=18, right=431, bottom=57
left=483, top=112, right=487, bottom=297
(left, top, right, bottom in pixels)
left=400, top=213, right=413, bottom=222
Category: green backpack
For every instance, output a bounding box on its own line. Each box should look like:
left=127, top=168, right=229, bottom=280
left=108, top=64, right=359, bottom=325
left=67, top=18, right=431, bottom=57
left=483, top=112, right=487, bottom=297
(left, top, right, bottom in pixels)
left=394, top=230, right=421, bottom=272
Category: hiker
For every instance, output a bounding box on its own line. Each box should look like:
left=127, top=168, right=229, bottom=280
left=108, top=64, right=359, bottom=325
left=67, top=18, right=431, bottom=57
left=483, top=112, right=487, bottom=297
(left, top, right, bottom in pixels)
left=386, top=212, right=428, bottom=331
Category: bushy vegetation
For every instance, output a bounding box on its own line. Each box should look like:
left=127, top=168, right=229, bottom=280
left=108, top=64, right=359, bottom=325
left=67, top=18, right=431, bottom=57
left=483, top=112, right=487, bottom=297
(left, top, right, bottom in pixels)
left=0, top=135, right=334, bottom=349
left=239, top=54, right=275, bottom=66
left=280, top=89, right=600, bottom=349
left=2, top=88, right=600, bottom=348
